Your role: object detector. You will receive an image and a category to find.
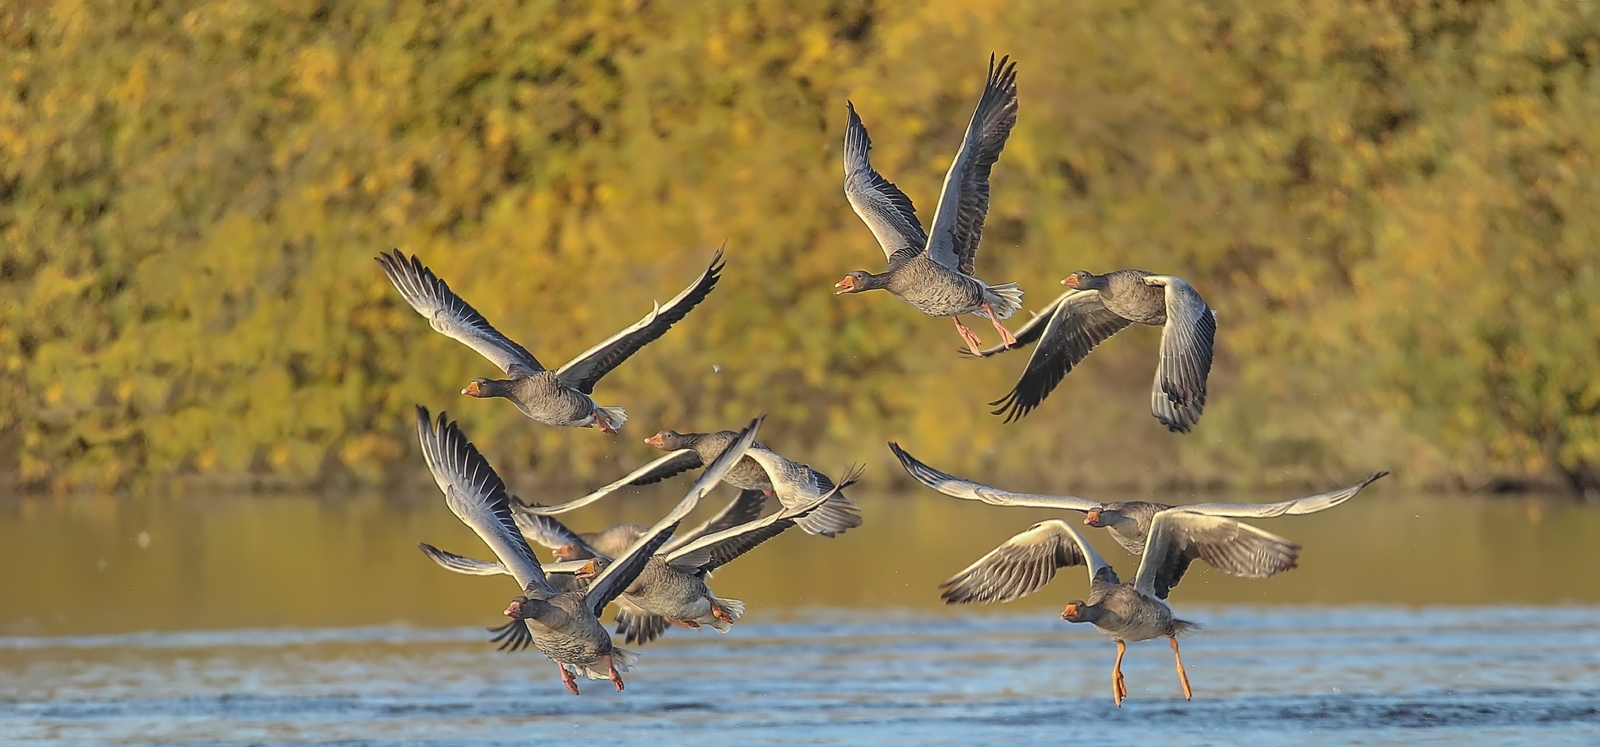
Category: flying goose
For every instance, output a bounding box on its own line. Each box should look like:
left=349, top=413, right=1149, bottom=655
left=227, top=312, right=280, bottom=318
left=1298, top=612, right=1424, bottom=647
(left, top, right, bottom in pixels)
left=941, top=512, right=1298, bottom=705
left=414, top=406, right=759, bottom=694
left=977, top=269, right=1215, bottom=432
left=835, top=54, right=1023, bottom=356
left=890, top=442, right=1386, bottom=562
left=515, top=427, right=864, bottom=538
left=378, top=248, right=723, bottom=433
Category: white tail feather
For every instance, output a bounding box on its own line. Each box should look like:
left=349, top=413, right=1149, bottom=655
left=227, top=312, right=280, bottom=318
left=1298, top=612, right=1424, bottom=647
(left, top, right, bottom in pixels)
left=593, top=405, right=628, bottom=432
left=566, top=647, right=640, bottom=680
left=980, top=282, right=1024, bottom=320
left=710, top=597, right=745, bottom=632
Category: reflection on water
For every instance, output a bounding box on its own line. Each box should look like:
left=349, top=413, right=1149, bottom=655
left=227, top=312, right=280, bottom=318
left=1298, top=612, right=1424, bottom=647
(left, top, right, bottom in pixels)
left=1, top=486, right=1597, bottom=636
left=2, top=488, right=1599, bottom=744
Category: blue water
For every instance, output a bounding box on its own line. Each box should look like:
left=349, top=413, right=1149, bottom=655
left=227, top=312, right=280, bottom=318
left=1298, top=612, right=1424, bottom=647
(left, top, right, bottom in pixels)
left=3, top=606, right=1598, bottom=745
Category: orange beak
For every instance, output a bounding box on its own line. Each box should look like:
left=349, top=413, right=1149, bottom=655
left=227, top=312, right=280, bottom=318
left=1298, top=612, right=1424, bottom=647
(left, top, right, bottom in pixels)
left=576, top=561, right=597, bottom=579
left=462, top=381, right=482, bottom=397
left=833, top=276, right=854, bottom=294
left=644, top=434, right=663, bottom=448
left=1084, top=509, right=1101, bottom=526
left=504, top=600, right=523, bottom=618
left=1061, top=275, right=1080, bottom=288
left=1060, top=602, right=1079, bottom=620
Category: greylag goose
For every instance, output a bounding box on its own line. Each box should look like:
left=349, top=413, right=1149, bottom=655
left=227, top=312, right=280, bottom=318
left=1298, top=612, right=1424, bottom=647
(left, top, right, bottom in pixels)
left=515, top=428, right=864, bottom=538
left=977, top=269, right=1215, bottom=432
left=414, top=406, right=759, bottom=695
left=423, top=467, right=854, bottom=645
left=378, top=248, right=723, bottom=433
left=941, top=512, right=1298, bottom=705
left=835, top=54, right=1023, bottom=356
left=890, top=442, right=1385, bottom=562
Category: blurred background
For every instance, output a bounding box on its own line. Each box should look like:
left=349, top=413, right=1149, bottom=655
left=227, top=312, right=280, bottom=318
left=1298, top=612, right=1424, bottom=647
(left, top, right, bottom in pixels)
left=4, top=0, right=1598, bottom=497
left=3, top=2, right=1600, bottom=743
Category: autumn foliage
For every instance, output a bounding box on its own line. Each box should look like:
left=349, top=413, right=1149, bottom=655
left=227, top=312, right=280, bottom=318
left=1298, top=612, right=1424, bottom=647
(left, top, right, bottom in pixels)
left=2, top=1, right=1597, bottom=495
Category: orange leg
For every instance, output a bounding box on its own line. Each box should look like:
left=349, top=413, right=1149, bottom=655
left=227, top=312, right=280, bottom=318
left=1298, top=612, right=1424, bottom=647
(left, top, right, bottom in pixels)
left=558, top=663, right=580, bottom=696
left=1112, top=640, right=1128, bottom=707
left=1169, top=637, right=1193, bottom=701
left=952, top=316, right=985, bottom=356
left=607, top=653, right=625, bottom=693
left=592, top=410, right=618, bottom=435
left=710, top=595, right=735, bottom=624
left=670, top=619, right=701, bottom=629
left=982, top=301, right=1018, bottom=346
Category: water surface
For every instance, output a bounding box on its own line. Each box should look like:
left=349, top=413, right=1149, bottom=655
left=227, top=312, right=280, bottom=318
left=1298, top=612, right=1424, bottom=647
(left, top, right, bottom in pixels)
left=2, top=488, right=1598, bottom=744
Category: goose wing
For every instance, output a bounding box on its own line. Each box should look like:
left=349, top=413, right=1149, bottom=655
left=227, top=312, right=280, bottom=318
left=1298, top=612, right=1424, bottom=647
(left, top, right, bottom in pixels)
left=1143, top=275, right=1217, bottom=434
left=923, top=55, right=1020, bottom=275
left=938, top=518, right=1110, bottom=604
left=414, top=406, right=554, bottom=597
left=554, top=248, right=724, bottom=394
left=512, top=512, right=606, bottom=559
left=417, top=542, right=508, bottom=576
left=888, top=442, right=1099, bottom=512
left=582, top=416, right=764, bottom=616
left=661, top=488, right=769, bottom=556
left=511, top=449, right=704, bottom=516
left=1179, top=471, right=1389, bottom=518
left=666, top=467, right=860, bottom=573
left=843, top=101, right=927, bottom=267
left=1134, top=510, right=1300, bottom=600
left=378, top=251, right=543, bottom=376
left=988, top=291, right=1133, bottom=423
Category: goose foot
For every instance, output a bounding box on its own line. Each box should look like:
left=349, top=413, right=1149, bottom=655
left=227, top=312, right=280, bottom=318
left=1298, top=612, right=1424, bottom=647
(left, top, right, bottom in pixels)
left=558, top=663, right=580, bottom=696
left=982, top=301, right=1018, bottom=346
left=952, top=317, right=985, bottom=356
left=607, top=653, right=625, bottom=692
left=1170, top=636, right=1193, bottom=701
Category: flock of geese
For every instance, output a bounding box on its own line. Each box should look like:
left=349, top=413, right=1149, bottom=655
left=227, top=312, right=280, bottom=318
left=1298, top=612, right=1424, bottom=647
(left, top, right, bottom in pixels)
left=378, top=55, right=1390, bottom=705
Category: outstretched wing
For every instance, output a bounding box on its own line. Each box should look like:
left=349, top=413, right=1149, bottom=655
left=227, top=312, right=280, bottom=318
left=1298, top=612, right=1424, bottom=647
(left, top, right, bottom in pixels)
left=1134, top=510, right=1300, bottom=600
left=414, top=406, right=553, bottom=597
left=888, top=442, right=1099, bottom=512
left=661, top=489, right=769, bottom=556
left=843, top=101, right=927, bottom=267
left=511, top=449, right=704, bottom=516
left=583, top=416, right=765, bottom=616
left=666, top=468, right=859, bottom=574
left=938, top=519, right=1109, bottom=605
left=1144, top=275, right=1216, bottom=434
left=989, top=291, right=1132, bottom=423
left=554, top=248, right=724, bottom=394
left=923, top=55, right=1019, bottom=275
left=417, top=542, right=508, bottom=576
left=1179, top=472, right=1389, bottom=517
left=377, top=251, right=543, bottom=376
left=512, top=512, right=606, bottom=560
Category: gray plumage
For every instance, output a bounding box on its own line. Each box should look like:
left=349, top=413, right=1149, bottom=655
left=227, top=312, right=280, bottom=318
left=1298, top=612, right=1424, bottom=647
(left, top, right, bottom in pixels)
left=891, top=442, right=1386, bottom=585
left=378, top=248, right=723, bottom=433
left=982, top=269, right=1217, bottom=432
left=526, top=428, right=865, bottom=538
left=836, top=55, right=1024, bottom=355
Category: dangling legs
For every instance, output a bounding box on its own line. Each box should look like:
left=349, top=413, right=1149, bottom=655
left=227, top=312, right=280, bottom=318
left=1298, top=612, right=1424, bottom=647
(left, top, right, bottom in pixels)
left=952, top=316, right=985, bottom=356
left=557, top=662, right=580, bottom=696
left=709, top=594, right=736, bottom=624
left=607, top=653, right=625, bottom=692
left=1112, top=640, right=1128, bottom=706
left=1169, top=636, right=1192, bottom=701
left=982, top=301, right=1018, bottom=346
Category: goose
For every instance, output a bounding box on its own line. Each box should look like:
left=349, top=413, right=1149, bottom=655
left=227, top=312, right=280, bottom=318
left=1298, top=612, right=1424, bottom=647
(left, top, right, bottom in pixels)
left=835, top=54, right=1023, bottom=356
left=941, top=512, right=1298, bottom=705
left=420, top=489, right=767, bottom=646
left=890, top=442, right=1386, bottom=560
left=414, top=406, right=760, bottom=694
left=421, top=467, right=852, bottom=645
left=513, top=428, right=864, bottom=537
left=378, top=248, right=723, bottom=433
left=976, top=269, right=1215, bottom=432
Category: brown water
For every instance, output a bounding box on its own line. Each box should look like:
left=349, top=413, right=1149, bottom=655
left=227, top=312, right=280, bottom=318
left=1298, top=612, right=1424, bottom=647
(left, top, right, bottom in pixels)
left=2, top=486, right=1599, bottom=745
